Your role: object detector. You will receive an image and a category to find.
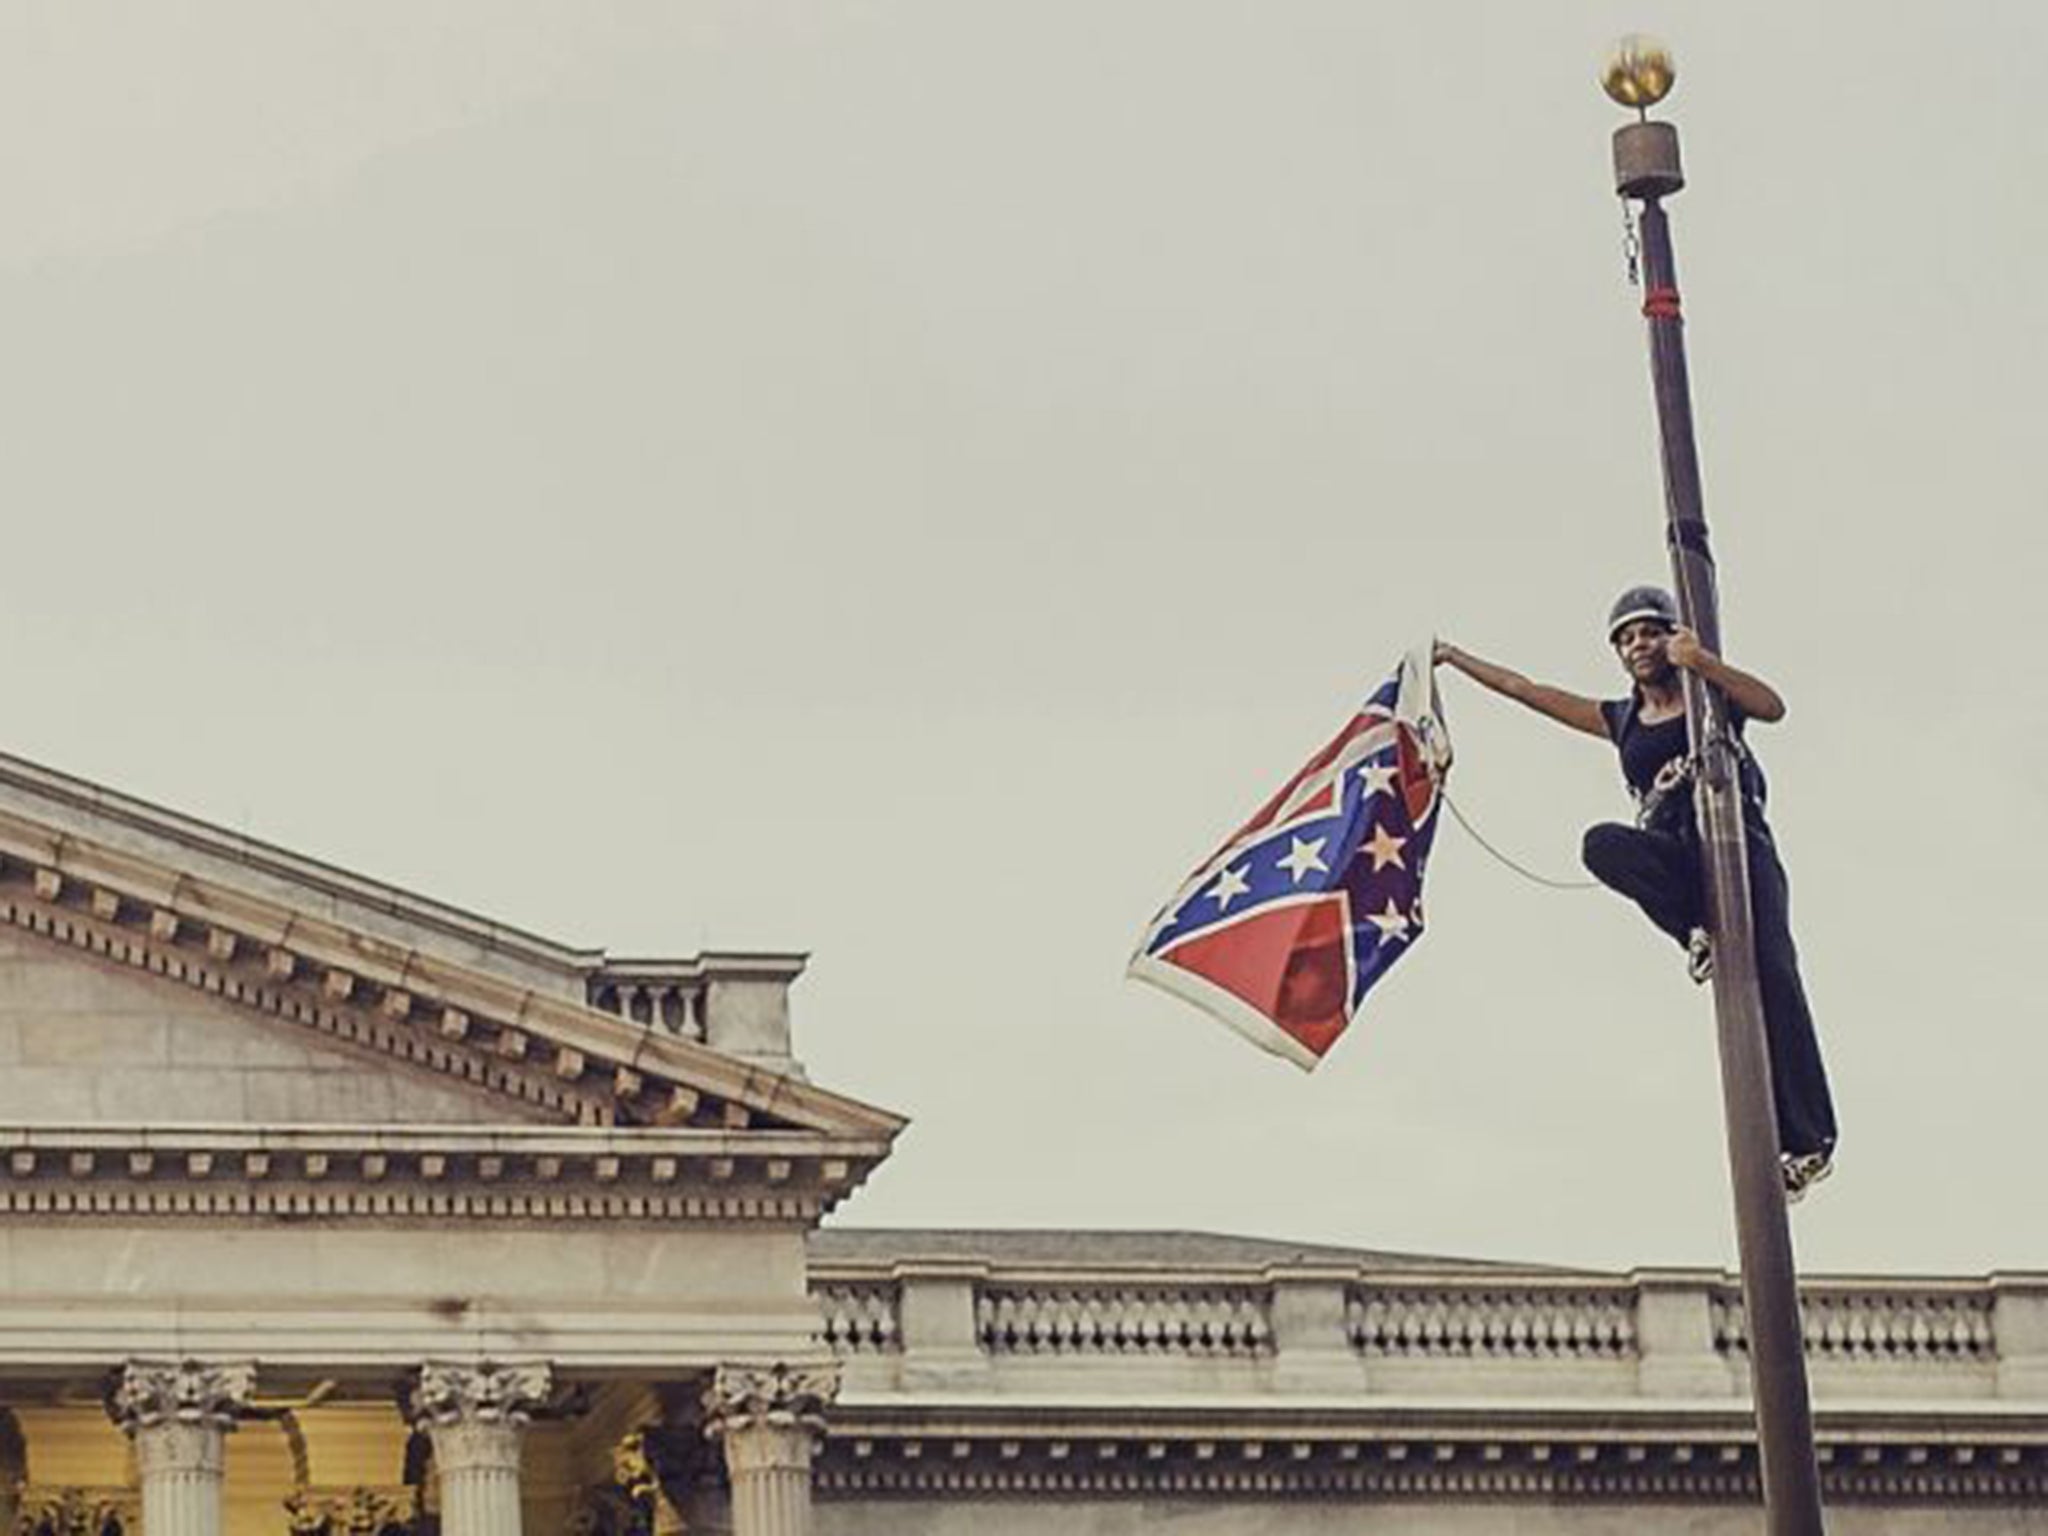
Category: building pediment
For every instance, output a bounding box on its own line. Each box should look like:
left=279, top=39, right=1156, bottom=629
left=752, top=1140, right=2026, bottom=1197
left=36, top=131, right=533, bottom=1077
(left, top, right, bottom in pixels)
left=0, top=752, right=904, bottom=1156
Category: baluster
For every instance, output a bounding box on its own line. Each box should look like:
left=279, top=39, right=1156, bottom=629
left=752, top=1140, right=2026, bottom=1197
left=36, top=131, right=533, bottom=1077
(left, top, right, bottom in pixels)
left=1018, top=1291, right=1046, bottom=1354
left=1046, top=1289, right=1075, bottom=1354
left=1097, top=1289, right=1123, bottom=1352
left=1214, top=1291, right=1234, bottom=1354
left=1246, top=1290, right=1272, bottom=1353
left=1151, top=1289, right=1177, bottom=1352
left=1107, top=1289, right=1134, bottom=1353
left=1404, top=1296, right=1432, bottom=1355
left=1968, top=1301, right=1994, bottom=1358
left=1570, top=1298, right=1598, bottom=1357
left=1155, top=1290, right=1182, bottom=1353
left=1158, top=1290, right=1186, bottom=1353
left=1504, top=1296, right=1532, bottom=1358
left=1845, top=1302, right=1872, bottom=1359
left=1414, top=1296, right=1442, bottom=1355
left=1603, top=1296, right=1629, bottom=1356
left=1907, top=1303, right=1933, bottom=1359
left=1458, top=1294, right=1481, bottom=1356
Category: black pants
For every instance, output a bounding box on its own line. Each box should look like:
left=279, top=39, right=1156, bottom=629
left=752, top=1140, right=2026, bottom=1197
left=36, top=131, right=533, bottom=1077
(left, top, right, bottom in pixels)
left=1581, top=819, right=1837, bottom=1159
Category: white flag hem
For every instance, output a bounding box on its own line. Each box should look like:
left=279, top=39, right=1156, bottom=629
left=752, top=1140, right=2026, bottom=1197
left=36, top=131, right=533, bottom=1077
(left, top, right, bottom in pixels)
left=1125, top=953, right=1322, bottom=1072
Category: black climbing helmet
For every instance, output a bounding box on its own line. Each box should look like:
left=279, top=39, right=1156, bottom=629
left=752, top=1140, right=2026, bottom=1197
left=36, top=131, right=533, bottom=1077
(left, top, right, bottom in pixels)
left=1606, top=585, right=1679, bottom=643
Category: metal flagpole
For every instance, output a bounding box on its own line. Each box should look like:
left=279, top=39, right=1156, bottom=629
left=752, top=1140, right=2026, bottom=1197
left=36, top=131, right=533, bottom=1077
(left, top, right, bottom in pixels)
left=1601, top=38, right=1827, bottom=1535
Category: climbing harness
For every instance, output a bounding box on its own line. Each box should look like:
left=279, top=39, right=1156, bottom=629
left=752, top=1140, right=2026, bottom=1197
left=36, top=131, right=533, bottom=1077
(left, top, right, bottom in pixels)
left=1634, top=753, right=1697, bottom=832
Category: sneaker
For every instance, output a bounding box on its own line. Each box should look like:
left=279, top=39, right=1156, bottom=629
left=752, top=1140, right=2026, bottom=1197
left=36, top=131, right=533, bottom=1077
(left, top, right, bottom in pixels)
left=1686, top=927, right=1714, bottom=985
left=1781, top=1156, right=1807, bottom=1203
left=1782, top=1149, right=1834, bottom=1204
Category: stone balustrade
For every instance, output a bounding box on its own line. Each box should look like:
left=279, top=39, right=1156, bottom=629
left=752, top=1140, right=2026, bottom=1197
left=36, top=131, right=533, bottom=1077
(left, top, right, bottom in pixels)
left=584, top=953, right=807, bottom=1073
left=811, top=1259, right=2048, bottom=1404
left=978, top=1283, right=1272, bottom=1359
left=816, top=1280, right=901, bottom=1356
left=1713, top=1279, right=1996, bottom=1364
left=586, top=964, right=706, bottom=1041
left=1349, top=1282, right=1637, bottom=1361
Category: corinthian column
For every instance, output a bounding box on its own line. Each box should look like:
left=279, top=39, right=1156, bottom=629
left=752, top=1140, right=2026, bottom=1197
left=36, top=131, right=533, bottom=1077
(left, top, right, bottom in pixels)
left=105, top=1359, right=257, bottom=1536
left=702, top=1363, right=839, bottom=1536
left=406, top=1361, right=553, bottom=1536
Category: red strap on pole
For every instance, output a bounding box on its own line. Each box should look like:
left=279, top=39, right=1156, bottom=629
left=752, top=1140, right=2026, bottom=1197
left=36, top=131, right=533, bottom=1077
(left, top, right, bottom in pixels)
left=1643, top=285, right=1683, bottom=319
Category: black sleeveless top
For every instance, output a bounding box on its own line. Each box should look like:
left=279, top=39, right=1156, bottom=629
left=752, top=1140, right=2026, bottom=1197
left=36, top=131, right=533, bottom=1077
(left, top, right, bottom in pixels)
left=1599, top=694, right=1768, bottom=828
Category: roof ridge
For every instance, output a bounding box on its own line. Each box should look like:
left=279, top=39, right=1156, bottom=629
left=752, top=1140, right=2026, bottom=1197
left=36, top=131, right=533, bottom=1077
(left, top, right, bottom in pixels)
left=807, top=1226, right=1558, bottom=1271
left=0, top=751, right=601, bottom=971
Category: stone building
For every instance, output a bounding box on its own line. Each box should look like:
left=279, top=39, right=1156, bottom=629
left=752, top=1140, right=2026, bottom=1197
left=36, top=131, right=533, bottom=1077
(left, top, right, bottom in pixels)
left=0, top=751, right=2039, bottom=1535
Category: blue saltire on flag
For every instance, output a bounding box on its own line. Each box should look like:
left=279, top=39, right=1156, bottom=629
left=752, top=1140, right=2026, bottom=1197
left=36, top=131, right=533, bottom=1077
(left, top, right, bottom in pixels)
left=1127, top=647, right=1451, bottom=1070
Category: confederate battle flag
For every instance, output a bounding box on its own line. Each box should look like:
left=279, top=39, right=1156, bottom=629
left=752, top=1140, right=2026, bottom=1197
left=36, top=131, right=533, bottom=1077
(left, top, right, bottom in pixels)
left=1128, top=649, right=1451, bottom=1069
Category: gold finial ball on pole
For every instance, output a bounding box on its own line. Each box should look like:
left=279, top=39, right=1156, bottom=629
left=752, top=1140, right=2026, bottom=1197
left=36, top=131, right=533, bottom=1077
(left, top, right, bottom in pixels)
left=1605, top=35, right=1683, bottom=197
left=1602, top=34, right=1676, bottom=111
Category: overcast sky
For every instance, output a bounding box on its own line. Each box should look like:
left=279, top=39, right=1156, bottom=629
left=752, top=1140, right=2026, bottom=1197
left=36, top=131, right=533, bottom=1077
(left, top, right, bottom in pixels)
left=0, top=3, right=2040, bottom=1277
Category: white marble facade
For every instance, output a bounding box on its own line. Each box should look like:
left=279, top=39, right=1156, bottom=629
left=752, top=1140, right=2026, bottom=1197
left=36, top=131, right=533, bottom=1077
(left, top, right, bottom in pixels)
left=0, top=749, right=2038, bottom=1535
left=810, top=1231, right=2048, bottom=1534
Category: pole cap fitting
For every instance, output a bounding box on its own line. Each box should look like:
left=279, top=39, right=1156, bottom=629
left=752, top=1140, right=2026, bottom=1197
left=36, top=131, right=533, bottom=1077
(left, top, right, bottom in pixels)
left=1602, top=36, right=1677, bottom=111
left=1613, top=120, right=1684, bottom=199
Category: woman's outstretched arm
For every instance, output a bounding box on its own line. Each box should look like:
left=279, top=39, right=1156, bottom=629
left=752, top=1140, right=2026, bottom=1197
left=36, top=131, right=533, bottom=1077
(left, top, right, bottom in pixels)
left=1434, top=640, right=1610, bottom=740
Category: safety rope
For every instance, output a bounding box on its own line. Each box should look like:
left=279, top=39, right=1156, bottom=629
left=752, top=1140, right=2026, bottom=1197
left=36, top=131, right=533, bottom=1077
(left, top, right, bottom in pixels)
left=1442, top=792, right=1600, bottom=892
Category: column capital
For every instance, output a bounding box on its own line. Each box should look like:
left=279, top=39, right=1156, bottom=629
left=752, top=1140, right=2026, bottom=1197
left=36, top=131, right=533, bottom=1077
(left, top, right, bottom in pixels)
left=701, top=1362, right=840, bottom=1445
left=705, top=1362, right=838, bottom=1533
left=106, top=1359, right=257, bottom=1436
left=406, top=1360, right=555, bottom=1430
left=408, top=1360, right=554, bottom=1491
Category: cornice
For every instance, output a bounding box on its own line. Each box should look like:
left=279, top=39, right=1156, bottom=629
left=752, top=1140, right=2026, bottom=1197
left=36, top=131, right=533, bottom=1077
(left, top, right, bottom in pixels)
left=0, top=1125, right=890, bottom=1225
left=0, top=825, right=904, bottom=1143
left=813, top=1406, right=2048, bottom=1504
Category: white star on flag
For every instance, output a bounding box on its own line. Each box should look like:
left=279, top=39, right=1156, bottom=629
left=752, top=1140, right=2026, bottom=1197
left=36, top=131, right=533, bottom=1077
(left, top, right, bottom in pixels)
left=1276, top=835, right=1330, bottom=885
left=1207, top=864, right=1251, bottom=911
left=1357, top=758, right=1399, bottom=798
left=1364, top=898, right=1412, bottom=944
left=1361, top=822, right=1407, bottom=872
